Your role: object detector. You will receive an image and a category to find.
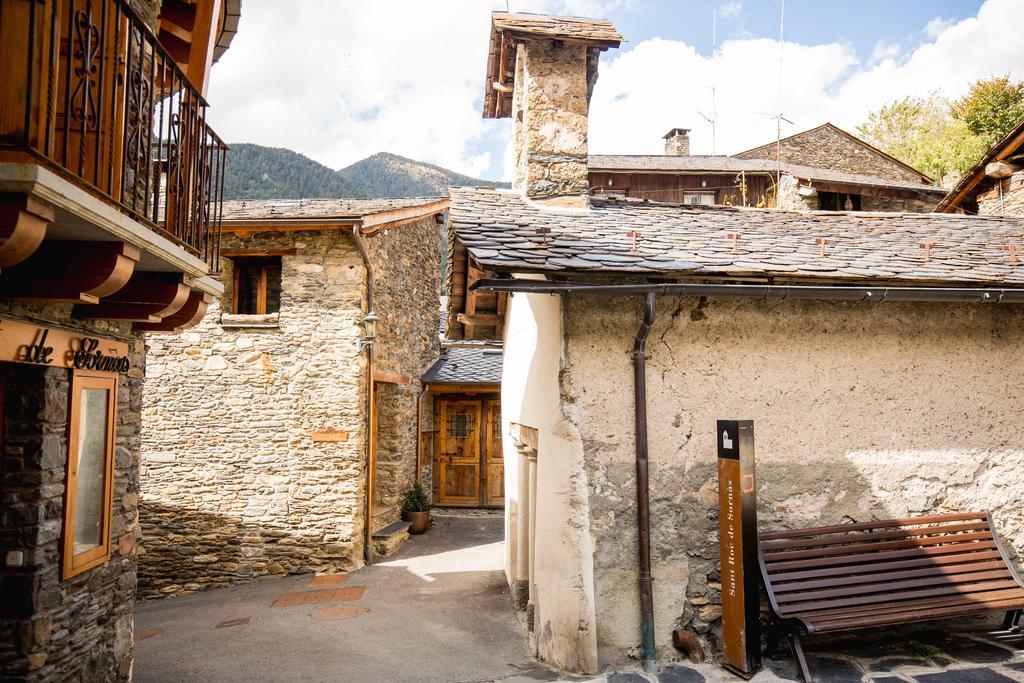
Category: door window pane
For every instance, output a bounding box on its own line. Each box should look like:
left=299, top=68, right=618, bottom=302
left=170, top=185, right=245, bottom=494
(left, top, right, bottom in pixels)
left=74, top=387, right=109, bottom=554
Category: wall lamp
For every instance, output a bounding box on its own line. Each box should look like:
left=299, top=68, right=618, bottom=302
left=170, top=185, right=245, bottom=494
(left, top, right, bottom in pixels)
left=356, top=310, right=379, bottom=353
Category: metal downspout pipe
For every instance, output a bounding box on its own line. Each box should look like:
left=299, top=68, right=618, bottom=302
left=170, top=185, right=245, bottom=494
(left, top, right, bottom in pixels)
left=351, top=225, right=374, bottom=565
left=632, top=292, right=657, bottom=673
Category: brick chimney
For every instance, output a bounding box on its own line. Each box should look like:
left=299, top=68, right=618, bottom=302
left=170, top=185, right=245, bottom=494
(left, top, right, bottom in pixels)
left=663, top=128, right=691, bottom=155
left=483, top=13, right=622, bottom=207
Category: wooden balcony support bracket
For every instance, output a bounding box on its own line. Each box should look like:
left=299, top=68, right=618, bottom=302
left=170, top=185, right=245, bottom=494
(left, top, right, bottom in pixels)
left=0, top=241, right=140, bottom=303
left=134, top=289, right=211, bottom=333
left=73, top=272, right=191, bottom=322
left=0, top=194, right=54, bottom=268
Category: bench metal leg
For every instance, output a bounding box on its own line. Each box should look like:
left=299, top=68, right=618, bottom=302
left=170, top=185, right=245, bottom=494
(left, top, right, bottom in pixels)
left=787, top=632, right=813, bottom=683
left=1000, top=609, right=1022, bottom=630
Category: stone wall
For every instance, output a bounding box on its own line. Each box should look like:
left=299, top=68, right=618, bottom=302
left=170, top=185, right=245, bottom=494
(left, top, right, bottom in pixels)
left=0, top=306, right=143, bottom=682
left=139, top=216, right=439, bottom=596
left=556, top=295, right=1024, bottom=667
left=512, top=41, right=594, bottom=200
left=978, top=171, right=1024, bottom=216
left=775, top=174, right=940, bottom=213
left=736, top=125, right=928, bottom=184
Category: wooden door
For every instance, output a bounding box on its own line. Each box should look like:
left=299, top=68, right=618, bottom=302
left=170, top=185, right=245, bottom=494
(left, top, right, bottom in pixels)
left=483, top=398, right=504, bottom=505
left=435, top=399, right=482, bottom=505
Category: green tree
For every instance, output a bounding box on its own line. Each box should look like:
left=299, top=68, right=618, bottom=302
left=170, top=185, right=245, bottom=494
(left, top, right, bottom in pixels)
left=857, top=93, right=987, bottom=187
left=950, top=74, right=1024, bottom=144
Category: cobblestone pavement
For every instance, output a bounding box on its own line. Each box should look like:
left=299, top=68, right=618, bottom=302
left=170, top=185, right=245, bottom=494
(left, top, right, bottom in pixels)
left=537, top=620, right=1024, bottom=683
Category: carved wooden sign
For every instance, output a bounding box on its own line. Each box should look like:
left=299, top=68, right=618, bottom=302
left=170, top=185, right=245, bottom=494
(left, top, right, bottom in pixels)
left=717, top=419, right=761, bottom=679
left=0, top=318, right=130, bottom=374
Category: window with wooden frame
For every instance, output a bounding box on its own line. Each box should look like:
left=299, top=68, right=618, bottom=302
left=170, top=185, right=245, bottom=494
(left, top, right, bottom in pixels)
left=62, top=370, right=117, bottom=579
left=231, top=257, right=282, bottom=314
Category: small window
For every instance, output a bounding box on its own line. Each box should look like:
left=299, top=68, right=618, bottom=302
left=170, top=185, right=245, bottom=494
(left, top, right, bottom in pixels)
left=683, top=191, right=715, bottom=206
left=819, top=192, right=861, bottom=211
left=232, top=257, right=282, bottom=314
left=447, top=411, right=475, bottom=438
left=63, top=370, right=117, bottom=579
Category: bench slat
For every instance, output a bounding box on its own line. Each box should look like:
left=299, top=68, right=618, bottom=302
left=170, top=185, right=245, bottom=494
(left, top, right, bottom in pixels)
left=764, top=540, right=998, bottom=572
left=760, top=521, right=991, bottom=551
left=758, top=512, right=987, bottom=541
left=763, top=531, right=994, bottom=562
left=776, top=568, right=1012, bottom=604
left=767, top=550, right=1005, bottom=583
left=793, top=587, right=1024, bottom=624
left=808, top=593, right=1024, bottom=632
left=772, top=560, right=1009, bottom=593
left=784, top=578, right=1021, bottom=615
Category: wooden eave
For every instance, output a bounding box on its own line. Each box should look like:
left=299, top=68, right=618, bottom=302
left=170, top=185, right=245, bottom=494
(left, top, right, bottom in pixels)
left=938, top=120, right=1024, bottom=213
left=220, top=199, right=449, bottom=235
left=444, top=236, right=507, bottom=342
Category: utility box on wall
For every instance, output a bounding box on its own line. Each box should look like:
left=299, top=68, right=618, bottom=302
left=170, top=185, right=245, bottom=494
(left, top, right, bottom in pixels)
left=717, top=420, right=761, bottom=678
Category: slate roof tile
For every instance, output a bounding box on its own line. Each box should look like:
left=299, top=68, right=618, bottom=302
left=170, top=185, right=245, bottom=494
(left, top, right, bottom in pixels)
left=422, top=347, right=504, bottom=385
left=447, top=188, right=1024, bottom=286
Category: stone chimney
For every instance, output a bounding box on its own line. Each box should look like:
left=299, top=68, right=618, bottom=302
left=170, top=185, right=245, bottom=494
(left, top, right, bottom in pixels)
left=483, top=13, right=623, bottom=206
left=663, top=128, right=691, bottom=156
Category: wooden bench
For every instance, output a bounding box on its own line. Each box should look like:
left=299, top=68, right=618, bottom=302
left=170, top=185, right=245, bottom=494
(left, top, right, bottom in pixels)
left=758, top=511, right=1024, bottom=681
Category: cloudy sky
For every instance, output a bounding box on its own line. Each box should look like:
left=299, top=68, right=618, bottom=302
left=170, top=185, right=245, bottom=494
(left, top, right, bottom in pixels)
left=205, top=0, right=1024, bottom=182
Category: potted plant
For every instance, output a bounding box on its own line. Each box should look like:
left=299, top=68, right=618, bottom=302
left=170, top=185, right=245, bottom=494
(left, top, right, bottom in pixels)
left=401, top=483, right=432, bottom=535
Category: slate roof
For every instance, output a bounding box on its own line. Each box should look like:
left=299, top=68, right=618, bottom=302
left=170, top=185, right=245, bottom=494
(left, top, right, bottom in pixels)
left=588, top=155, right=945, bottom=195
left=491, top=12, right=623, bottom=46
left=448, top=187, right=1024, bottom=286
left=221, top=197, right=446, bottom=221
left=422, top=347, right=504, bottom=385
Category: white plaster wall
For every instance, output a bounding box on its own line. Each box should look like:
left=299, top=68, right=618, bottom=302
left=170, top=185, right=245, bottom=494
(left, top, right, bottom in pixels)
left=558, top=295, right=1024, bottom=667
left=501, top=288, right=599, bottom=673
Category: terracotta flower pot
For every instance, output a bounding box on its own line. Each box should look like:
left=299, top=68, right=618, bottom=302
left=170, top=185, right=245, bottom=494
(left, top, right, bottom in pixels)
left=407, top=511, right=430, bottom=535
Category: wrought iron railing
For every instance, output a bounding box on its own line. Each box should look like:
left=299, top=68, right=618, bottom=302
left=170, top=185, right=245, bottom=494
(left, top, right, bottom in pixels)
left=0, top=0, right=227, bottom=270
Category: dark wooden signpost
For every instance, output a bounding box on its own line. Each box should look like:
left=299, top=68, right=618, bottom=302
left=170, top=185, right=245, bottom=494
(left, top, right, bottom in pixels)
left=717, top=420, right=761, bottom=678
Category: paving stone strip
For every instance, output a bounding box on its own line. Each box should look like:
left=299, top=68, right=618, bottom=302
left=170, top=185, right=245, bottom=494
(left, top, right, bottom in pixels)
left=270, top=586, right=365, bottom=608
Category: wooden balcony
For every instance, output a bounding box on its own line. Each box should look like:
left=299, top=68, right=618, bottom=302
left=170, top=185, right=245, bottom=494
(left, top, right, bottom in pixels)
left=0, top=0, right=228, bottom=331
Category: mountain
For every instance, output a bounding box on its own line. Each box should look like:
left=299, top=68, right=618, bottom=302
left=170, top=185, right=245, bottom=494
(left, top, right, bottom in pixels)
left=339, top=152, right=507, bottom=198
left=223, top=144, right=368, bottom=200
left=223, top=144, right=508, bottom=200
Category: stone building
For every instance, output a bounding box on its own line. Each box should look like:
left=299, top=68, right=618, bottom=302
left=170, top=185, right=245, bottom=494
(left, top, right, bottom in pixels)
left=0, top=0, right=236, bottom=679
left=939, top=118, right=1024, bottom=216
left=445, top=11, right=1024, bottom=675
left=139, top=197, right=448, bottom=596
left=589, top=125, right=946, bottom=212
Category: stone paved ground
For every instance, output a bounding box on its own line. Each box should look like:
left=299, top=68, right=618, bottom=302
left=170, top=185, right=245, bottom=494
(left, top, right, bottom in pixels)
left=135, top=514, right=1024, bottom=682
left=133, top=514, right=553, bottom=682
left=574, top=619, right=1024, bottom=683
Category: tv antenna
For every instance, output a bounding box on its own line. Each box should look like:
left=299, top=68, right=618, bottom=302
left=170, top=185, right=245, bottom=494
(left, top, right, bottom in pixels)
left=775, top=0, right=785, bottom=179
left=698, top=8, right=718, bottom=154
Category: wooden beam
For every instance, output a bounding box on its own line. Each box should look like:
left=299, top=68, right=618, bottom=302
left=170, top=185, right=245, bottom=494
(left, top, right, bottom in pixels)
left=0, top=195, right=53, bottom=267
left=358, top=199, right=450, bottom=234
left=134, top=290, right=212, bottom=333
left=373, top=370, right=411, bottom=385
left=0, top=241, right=139, bottom=303
left=186, top=0, right=222, bottom=97
left=221, top=248, right=297, bottom=257
left=73, top=272, right=191, bottom=322
left=458, top=313, right=502, bottom=327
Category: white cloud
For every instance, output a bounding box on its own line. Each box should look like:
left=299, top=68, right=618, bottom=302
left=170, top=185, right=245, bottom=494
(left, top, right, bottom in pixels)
left=587, top=0, right=1024, bottom=157
left=924, top=16, right=954, bottom=39
left=206, top=0, right=511, bottom=177
left=204, top=0, right=1024, bottom=181
left=868, top=41, right=901, bottom=66
left=719, top=1, right=742, bottom=19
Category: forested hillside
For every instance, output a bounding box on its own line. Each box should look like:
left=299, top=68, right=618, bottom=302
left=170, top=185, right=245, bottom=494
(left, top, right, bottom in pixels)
left=224, top=144, right=507, bottom=199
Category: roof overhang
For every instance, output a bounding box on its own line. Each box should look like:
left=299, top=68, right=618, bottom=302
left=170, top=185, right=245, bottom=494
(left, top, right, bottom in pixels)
left=220, top=199, right=449, bottom=235
left=938, top=120, right=1024, bottom=213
